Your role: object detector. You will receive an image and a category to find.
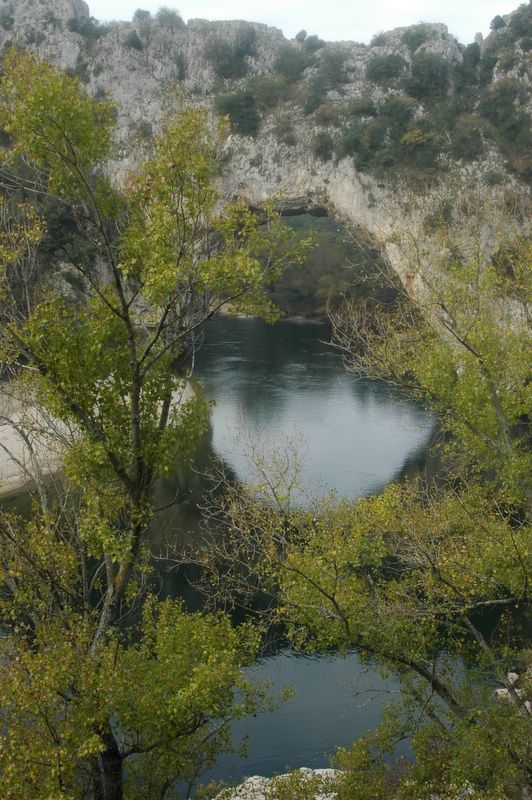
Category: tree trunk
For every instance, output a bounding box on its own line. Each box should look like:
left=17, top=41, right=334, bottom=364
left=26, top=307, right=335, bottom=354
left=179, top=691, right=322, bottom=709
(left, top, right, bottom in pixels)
left=94, top=730, right=124, bottom=800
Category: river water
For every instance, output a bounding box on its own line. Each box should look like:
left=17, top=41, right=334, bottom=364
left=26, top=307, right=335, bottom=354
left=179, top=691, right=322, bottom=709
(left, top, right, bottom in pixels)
left=154, top=316, right=434, bottom=786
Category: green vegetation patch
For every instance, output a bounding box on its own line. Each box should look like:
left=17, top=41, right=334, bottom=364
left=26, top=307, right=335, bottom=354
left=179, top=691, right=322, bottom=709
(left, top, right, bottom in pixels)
left=205, top=26, right=257, bottom=79
left=215, top=91, right=260, bottom=136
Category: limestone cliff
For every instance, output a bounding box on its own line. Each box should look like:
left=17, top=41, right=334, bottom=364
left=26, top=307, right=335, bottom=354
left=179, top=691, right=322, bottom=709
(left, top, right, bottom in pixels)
left=0, top=0, right=530, bottom=291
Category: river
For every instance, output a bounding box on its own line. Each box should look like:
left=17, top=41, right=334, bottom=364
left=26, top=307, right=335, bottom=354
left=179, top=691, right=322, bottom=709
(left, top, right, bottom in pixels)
left=152, top=316, right=434, bottom=786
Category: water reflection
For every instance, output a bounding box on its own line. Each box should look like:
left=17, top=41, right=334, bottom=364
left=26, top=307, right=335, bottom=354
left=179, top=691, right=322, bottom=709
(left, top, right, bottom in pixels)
left=193, top=317, right=433, bottom=500
left=153, top=317, right=433, bottom=784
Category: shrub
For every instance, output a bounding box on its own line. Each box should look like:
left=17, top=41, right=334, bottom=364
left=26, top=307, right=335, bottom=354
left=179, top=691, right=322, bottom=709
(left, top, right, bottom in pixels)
left=93, top=62, right=105, bottom=77
left=124, top=30, right=143, bottom=50
left=303, top=75, right=328, bottom=114
left=247, top=75, right=290, bottom=111
left=25, top=29, right=46, bottom=45
left=370, top=32, right=387, bottom=47
left=508, top=3, right=532, bottom=38
left=480, top=78, right=531, bottom=172
left=401, top=23, right=433, bottom=52
left=174, top=51, right=187, bottom=80
left=273, top=116, right=297, bottom=146
left=380, top=94, right=416, bottom=140
left=67, top=56, right=91, bottom=84
left=449, top=115, right=484, bottom=161
left=304, top=34, right=325, bottom=53
left=215, top=91, right=260, bottom=136
left=43, top=11, right=60, bottom=28
left=484, top=168, right=503, bottom=185
left=314, top=102, right=343, bottom=126
left=319, top=49, right=349, bottom=86
left=463, top=41, right=481, bottom=69
left=490, top=15, right=506, bottom=31
left=480, top=78, right=523, bottom=127
left=479, top=54, right=497, bottom=86
left=454, top=43, right=481, bottom=94
left=366, top=54, right=404, bottom=83
left=303, top=50, right=349, bottom=115
left=337, top=119, right=387, bottom=167
left=67, top=16, right=109, bottom=38
left=155, top=7, right=185, bottom=30
left=399, top=125, right=441, bottom=171
left=312, top=131, right=334, bottom=161
left=404, top=52, right=449, bottom=99
left=206, top=27, right=257, bottom=79
left=274, top=45, right=313, bottom=82
left=133, top=9, right=151, bottom=20
left=497, top=46, right=518, bottom=71
left=350, top=96, right=377, bottom=116
left=0, top=6, right=14, bottom=31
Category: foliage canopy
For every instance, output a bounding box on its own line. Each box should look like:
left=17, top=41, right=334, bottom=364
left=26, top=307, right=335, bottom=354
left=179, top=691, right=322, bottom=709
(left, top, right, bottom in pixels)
left=0, top=48, right=304, bottom=799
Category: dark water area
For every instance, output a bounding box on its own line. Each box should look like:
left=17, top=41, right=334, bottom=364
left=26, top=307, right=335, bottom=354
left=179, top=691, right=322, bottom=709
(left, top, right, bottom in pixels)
left=153, top=317, right=435, bottom=787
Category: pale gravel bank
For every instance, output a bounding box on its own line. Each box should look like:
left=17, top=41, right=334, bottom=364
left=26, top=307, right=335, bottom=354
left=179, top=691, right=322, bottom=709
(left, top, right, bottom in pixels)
left=216, top=769, right=338, bottom=800
left=0, top=382, right=194, bottom=499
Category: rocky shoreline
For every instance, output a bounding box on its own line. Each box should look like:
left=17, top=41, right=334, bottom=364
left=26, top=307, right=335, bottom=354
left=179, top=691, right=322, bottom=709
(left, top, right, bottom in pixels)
left=217, top=769, right=338, bottom=800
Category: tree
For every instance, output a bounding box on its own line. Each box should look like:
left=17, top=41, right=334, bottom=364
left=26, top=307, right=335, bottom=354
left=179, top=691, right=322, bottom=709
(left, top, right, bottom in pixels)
left=273, top=44, right=314, bottom=82
left=0, top=49, right=301, bottom=798
left=214, top=91, right=260, bottom=137
left=366, top=54, right=404, bottom=83
left=189, top=200, right=532, bottom=797
left=490, top=14, right=506, bottom=31
left=404, top=52, right=449, bottom=100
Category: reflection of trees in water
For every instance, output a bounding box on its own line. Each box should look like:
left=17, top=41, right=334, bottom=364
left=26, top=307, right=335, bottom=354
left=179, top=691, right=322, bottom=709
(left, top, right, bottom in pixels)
left=393, top=427, right=442, bottom=485
left=197, top=318, right=340, bottom=421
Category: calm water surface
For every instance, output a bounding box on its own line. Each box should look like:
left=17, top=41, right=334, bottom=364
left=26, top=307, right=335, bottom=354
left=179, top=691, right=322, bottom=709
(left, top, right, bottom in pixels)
left=195, top=317, right=432, bottom=498
left=162, top=317, right=434, bottom=787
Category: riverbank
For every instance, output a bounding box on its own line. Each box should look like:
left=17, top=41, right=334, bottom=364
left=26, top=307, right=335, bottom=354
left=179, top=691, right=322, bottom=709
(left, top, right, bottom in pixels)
left=0, top=385, right=68, bottom=498
left=0, top=382, right=195, bottom=499
left=217, top=769, right=338, bottom=800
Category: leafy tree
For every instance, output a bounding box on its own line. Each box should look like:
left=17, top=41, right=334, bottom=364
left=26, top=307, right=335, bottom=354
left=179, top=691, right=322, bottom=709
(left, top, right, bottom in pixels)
left=191, top=198, right=532, bottom=797
left=0, top=49, right=300, bottom=799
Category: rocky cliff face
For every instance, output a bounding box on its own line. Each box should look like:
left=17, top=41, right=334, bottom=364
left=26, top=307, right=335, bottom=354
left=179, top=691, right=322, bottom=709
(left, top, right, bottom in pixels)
left=0, top=0, right=530, bottom=291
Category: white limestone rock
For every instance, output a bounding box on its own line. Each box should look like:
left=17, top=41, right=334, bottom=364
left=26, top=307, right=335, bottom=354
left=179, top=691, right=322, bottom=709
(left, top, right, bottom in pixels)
left=217, top=769, right=338, bottom=800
